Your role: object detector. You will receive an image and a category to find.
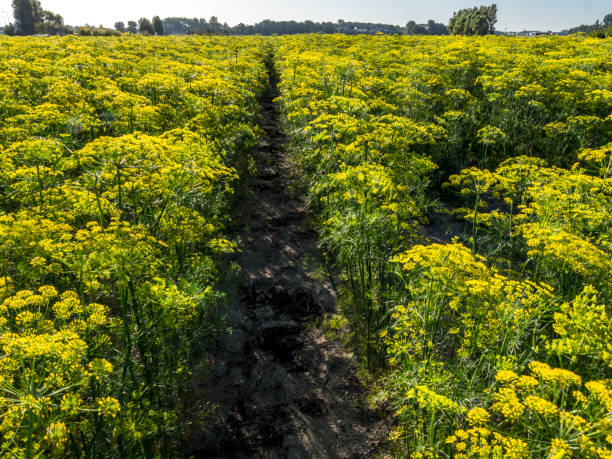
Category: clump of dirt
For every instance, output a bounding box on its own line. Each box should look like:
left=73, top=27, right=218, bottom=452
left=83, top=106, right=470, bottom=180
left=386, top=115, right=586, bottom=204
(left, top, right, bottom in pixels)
left=185, top=57, right=391, bottom=458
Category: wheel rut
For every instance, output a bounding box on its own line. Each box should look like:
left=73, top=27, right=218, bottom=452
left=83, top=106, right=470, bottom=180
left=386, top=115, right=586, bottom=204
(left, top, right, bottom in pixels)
left=187, top=56, right=390, bottom=458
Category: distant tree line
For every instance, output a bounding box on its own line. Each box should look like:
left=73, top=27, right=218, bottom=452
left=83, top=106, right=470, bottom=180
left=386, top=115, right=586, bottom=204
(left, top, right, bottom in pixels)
left=563, top=13, right=612, bottom=37
left=159, top=16, right=226, bottom=35
left=566, top=13, right=612, bottom=33
left=4, top=0, right=609, bottom=39
left=115, top=16, right=164, bottom=35
left=230, top=19, right=337, bottom=35
left=125, top=17, right=404, bottom=36
left=231, top=19, right=404, bottom=35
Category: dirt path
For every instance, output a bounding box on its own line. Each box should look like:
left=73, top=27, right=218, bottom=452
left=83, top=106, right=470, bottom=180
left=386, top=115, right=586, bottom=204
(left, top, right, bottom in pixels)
left=187, top=56, right=390, bottom=458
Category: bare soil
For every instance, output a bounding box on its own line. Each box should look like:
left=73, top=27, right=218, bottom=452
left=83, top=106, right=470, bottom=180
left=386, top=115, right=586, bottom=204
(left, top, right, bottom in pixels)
left=186, top=59, right=391, bottom=458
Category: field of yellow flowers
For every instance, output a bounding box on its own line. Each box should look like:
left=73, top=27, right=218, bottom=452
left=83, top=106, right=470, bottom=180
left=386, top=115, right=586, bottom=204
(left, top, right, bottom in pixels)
left=0, top=35, right=266, bottom=456
left=0, top=32, right=610, bottom=458
left=276, top=34, right=611, bottom=457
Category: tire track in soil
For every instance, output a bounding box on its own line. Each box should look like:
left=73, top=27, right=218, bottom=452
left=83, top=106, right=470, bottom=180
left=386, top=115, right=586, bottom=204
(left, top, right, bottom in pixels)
left=187, top=57, right=391, bottom=458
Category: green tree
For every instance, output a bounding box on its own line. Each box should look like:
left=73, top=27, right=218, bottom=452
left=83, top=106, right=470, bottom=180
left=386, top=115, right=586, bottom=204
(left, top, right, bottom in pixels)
left=152, top=15, right=163, bottom=35
left=11, top=0, right=40, bottom=35
left=427, top=19, right=449, bottom=35
left=604, top=13, right=612, bottom=27
left=448, top=4, right=497, bottom=36
left=12, top=0, right=65, bottom=35
left=36, top=9, right=64, bottom=34
left=406, top=20, right=426, bottom=35
left=138, top=17, right=154, bottom=35
left=114, top=21, right=125, bottom=33
left=127, top=20, right=138, bottom=33
left=484, top=3, right=497, bottom=34
left=209, top=15, right=219, bottom=34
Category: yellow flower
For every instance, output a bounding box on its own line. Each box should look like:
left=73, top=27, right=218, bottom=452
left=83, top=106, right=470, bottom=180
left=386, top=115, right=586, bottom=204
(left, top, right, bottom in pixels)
left=467, top=407, right=490, bottom=426
left=60, top=393, right=82, bottom=415
left=496, top=370, right=519, bottom=385
left=573, top=390, right=588, bottom=404
left=492, top=388, right=524, bottom=422
left=45, top=422, right=68, bottom=448
left=524, top=395, right=558, bottom=417
left=388, top=426, right=404, bottom=442
left=88, top=358, right=113, bottom=378
left=529, top=361, right=582, bottom=389
left=97, top=397, right=121, bottom=418
left=515, top=375, right=539, bottom=392
left=548, top=438, right=572, bottom=459
left=585, top=381, right=612, bottom=412
left=414, top=385, right=462, bottom=413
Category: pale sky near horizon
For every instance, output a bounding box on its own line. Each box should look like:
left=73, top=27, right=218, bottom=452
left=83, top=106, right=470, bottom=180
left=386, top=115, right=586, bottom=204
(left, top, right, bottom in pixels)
left=0, top=0, right=609, bottom=32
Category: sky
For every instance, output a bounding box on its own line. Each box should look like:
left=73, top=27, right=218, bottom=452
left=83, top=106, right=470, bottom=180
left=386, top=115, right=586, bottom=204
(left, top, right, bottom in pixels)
left=0, top=0, right=609, bottom=32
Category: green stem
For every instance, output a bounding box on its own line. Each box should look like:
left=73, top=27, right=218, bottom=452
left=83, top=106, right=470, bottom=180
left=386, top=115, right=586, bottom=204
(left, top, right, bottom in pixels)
left=472, top=190, right=480, bottom=253
left=93, top=175, right=107, bottom=228
left=36, top=163, right=44, bottom=207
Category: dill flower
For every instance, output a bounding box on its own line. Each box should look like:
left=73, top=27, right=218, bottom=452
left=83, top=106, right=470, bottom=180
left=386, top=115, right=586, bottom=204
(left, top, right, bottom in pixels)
left=515, top=375, right=539, bottom=393
left=388, top=426, right=404, bottom=442
left=415, top=385, right=462, bottom=413
left=524, top=395, right=558, bottom=417
left=585, top=381, right=612, bottom=412
left=548, top=438, right=572, bottom=459
left=467, top=407, right=490, bottom=426
left=88, top=358, right=114, bottom=379
left=529, top=361, right=582, bottom=389
left=572, top=390, right=588, bottom=404
left=97, top=397, right=121, bottom=418
left=45, top=422, right=68, bottom=448
left=492, top=388, right=524, bottom=422
left=496, top=370, right=519, bottom=385
left=60, top=393, right=82, bottom=416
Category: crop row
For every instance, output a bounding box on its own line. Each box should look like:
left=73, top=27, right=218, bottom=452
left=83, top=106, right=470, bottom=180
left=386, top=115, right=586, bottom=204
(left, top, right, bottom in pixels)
left=275, top=34, right=611, bottom=457
left=0, top=35, right=266, bottom=457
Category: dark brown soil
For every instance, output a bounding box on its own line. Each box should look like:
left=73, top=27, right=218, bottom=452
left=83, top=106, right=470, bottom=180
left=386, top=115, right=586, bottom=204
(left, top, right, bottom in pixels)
left=185, top=58, right=391, bottom=458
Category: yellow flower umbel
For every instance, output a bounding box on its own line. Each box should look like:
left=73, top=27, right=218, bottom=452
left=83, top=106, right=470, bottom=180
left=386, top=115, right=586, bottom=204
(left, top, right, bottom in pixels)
left=466, top=407, right=490, bottom=426
left=548, top=438, right=572, bottom=459
left=97, top=397, right=121, bottom=419
left=492, top=387, right=525, bottom=422
left=529, top=361, right=582, bottom=390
